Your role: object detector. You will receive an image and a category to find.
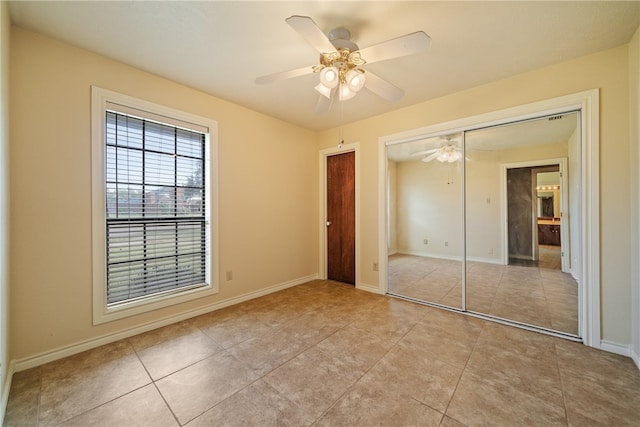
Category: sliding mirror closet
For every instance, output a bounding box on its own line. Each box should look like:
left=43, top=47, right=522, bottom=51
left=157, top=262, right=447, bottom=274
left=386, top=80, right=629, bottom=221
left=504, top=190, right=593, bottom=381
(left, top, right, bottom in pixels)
left=386, top=111, right=580, bottom=337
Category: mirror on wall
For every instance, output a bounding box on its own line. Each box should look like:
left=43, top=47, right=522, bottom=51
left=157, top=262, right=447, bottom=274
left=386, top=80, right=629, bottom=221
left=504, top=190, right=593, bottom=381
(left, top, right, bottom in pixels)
left=464, top=112, right=579, bottom=335
left=537, top=171, right=561, bottom=218
left=386, top=134, right=463, bottom=309
left=386, top=111, right=580, bottom=337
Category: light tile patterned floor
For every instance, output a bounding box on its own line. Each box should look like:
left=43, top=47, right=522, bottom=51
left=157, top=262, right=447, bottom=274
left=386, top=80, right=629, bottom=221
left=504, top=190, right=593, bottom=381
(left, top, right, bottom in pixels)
left=388, top=247, right=578, bottom=335
left=5, top=280, right=640, bottom=426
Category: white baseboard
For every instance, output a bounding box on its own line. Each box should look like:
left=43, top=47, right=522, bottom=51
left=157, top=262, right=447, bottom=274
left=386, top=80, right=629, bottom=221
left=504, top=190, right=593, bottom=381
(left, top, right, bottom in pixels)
left=398, top=249, right=461, bottom=262
left=600, top=339, right=631, bottom=358
left=631, top=347, right=640, bottom=371
left=397, top=249, right=503, bottom=265
left=13, top=274, right=318, bottom=373
left=0, top=359, right=15, bottom=425
left=356, top=281, right=384, bottom=295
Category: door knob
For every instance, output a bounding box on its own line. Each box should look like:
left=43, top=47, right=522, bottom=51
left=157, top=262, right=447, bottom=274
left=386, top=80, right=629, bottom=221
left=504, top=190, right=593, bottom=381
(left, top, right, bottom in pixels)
left=326, top=221, right=332, bottom=227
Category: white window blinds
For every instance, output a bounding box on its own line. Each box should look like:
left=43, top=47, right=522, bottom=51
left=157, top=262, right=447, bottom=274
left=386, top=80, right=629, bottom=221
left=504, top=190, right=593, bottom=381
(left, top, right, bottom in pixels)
left=105, top=110, right=207, bottom=305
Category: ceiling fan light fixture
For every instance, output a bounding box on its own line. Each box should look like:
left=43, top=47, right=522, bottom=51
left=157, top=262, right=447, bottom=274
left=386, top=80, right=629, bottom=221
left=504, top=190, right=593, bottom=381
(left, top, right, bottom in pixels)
left=339, top=84, right=356, bottom=101
left=447, top=151, right=462, bottom=162
left=436, top=145, right=462, bottom=163
left=345, top=69, right=366, bottom=92
left=314, top=83, right=333, bottom=98
left=319, top=66, right=340, bottom=88
left=257, top=16, right=432, bottom=113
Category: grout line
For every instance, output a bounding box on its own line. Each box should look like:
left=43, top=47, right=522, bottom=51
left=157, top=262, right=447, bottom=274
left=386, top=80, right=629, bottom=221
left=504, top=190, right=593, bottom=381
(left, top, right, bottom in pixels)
left=36, top=367, right=42, bottom=427
left=310, top=318, right=420, bottom=425
left=439, top=315, right=486, bottom=420
left=175, top=302, right=353, bottom=425
left=129, top=339, right=181, bottom=426
left=552, top=340, right=571, bottom=425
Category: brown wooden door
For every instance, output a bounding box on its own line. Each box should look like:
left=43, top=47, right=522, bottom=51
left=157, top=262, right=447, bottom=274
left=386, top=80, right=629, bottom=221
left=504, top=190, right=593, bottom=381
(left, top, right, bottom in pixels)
left=326, top=151, right=355, bottom=285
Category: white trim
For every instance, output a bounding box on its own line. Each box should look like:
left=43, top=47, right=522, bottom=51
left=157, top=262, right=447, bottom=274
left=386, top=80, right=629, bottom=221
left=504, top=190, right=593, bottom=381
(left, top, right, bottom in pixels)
left=499, top=158, right=569, bottom=272
left=318, top=143, right=360, bottom=287
left=14, top=274, right=317, bottom=372
left=378, top=89, right=600, bottom=348
left=395, top=249, right=504, bottom=266
left=356, top=282, right=385, bottom=295
left=600, top=340, right=632, bottom=358
left=91, top=86, right=220, bottom=325
left=378, top=140, right=388, bottom=293
left=631, top=346, right=640, bottom=371
left=0, top=360, right=14, bottom=424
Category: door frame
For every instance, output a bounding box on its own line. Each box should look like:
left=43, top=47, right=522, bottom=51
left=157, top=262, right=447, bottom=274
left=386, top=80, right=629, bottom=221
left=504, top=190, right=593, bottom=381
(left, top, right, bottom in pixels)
left=378, top=89, right=600, bottom=348
left=319, top=143, right=360, bottom=287
left=500, top=158, right=570, bottom=273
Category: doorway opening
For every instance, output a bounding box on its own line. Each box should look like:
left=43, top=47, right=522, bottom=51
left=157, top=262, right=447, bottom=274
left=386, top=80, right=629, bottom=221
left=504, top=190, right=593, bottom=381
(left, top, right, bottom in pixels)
left=503, top=159, right=569, bottom=273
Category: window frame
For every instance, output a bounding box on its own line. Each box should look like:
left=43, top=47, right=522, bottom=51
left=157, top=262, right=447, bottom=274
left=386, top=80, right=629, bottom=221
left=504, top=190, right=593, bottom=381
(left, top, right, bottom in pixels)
left=91, top=86, right=219, bottom=325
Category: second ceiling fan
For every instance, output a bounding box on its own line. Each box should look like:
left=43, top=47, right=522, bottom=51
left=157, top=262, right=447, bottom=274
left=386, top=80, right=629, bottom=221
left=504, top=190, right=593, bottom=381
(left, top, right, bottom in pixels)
left=256, top=15, right=431, bottom=112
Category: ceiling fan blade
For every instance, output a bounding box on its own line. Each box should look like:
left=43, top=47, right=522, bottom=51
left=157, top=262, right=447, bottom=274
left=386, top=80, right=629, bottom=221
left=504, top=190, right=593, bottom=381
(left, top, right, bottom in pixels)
left=410, top=148, right=438, bottom=156
left=363, top=71, right=404, bottom=102
left=286, top=15, right=336, bottom=54
left=255, top=66, right=315, bottom=85
left=315, top=93, right=332, bottom=113
left=421, top=151, right=441, bottom=163
left=359, top=31, right=431, bottom=64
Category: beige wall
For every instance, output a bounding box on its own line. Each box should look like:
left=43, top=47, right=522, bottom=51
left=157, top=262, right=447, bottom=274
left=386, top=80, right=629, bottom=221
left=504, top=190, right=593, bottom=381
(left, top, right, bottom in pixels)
left=393, top=141, right=569, bottom=264
left=394, top=159, right=464, bottom=259
left=1, top=0, right=11, bottom=410
left=319, top=45, right=633, bottom=345
left=9, top=27, right=319, bottom=361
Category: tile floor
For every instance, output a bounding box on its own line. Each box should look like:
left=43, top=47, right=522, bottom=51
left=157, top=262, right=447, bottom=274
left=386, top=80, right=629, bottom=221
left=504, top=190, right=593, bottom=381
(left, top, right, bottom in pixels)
left=388, top=248, right=578, bottom=335
left=5, top=280, right=640, bottom=426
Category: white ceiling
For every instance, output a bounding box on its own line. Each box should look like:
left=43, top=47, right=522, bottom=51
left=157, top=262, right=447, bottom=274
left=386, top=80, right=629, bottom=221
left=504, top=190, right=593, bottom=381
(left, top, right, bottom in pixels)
left=7, top=1, right=640, bottom=131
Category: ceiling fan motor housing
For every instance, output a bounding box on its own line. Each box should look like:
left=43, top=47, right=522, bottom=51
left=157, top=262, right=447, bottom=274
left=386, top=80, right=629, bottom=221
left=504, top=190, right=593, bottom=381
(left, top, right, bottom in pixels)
left=328, top=28, right=359, bottom=50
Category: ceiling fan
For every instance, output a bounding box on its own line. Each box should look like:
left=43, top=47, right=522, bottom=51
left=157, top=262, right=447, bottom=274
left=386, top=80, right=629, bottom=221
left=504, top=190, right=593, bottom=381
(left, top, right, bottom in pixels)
left=412, top=136, right=462, bottom=163
left=255, top=15, right=431, bottom=112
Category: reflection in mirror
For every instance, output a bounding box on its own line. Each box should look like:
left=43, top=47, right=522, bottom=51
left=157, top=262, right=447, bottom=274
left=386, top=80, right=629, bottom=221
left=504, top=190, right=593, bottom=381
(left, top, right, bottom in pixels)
left=386, top=134, right=463, bottom=309
left=465, top=112, right=579, bottom=335
left=537, top=171, right=560, bottom=218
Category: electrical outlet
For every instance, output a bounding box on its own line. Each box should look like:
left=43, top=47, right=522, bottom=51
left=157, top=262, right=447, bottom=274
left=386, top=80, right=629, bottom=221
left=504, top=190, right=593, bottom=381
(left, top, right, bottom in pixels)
left=373, top=262, right=378, bottom=272
left=225, top=270, right=233, bottom=281
left=445, top=241, right=449, bottom=247
left=488, top=247, right=494, bottom=254
left=423, top=239, right=428, bottom=245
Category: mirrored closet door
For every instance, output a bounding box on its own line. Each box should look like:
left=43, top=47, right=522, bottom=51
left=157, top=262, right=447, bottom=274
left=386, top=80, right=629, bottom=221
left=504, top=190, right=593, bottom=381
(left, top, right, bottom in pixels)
left=387, top=136, right=464, bottom=310
left=386, top=112, right=580, bottom=337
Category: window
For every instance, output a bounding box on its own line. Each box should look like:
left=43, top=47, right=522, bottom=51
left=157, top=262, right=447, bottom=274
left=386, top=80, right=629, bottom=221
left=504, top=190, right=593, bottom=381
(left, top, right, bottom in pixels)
left=92, top=87, right=218, bottom=324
